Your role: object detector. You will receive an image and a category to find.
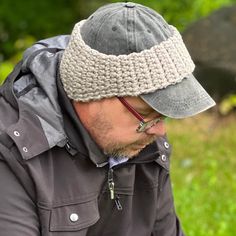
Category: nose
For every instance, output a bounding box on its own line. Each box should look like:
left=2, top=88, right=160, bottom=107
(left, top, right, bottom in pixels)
left=145, top=120, right=166, bottom=136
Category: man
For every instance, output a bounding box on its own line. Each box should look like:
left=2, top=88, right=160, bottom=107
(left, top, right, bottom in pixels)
left=0, top=2, right=215, bottom=236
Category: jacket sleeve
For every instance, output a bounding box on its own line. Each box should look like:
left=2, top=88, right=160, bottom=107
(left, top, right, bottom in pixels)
left=0, top=159, right=40, bottom=236
left=151, top=171, right=185, bottom=236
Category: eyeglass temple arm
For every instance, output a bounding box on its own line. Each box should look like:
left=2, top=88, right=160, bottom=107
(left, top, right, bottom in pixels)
left=117, top=97, right=144, bottom=122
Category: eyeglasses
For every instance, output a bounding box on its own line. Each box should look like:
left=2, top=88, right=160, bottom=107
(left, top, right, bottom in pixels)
left=117, top=97, right=165, bottom=133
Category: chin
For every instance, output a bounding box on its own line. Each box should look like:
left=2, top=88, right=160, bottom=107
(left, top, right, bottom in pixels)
left=104, top=139, right=154, bottom=159
left=105, top=147, right=142, bottom=159
left=120, top=148, right=144, bottom=159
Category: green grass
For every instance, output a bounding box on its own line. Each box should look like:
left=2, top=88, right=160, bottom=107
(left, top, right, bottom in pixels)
left=167, top=113, right=236, bottom=236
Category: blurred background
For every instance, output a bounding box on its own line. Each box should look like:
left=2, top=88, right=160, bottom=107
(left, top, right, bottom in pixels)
left=0, top=0, right=235, bottom=235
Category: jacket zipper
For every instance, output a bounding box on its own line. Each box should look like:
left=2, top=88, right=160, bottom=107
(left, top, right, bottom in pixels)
left=106, top=153, right=161, bottom=211
left=108, top=168, right=115, bottom=199
left=115, top=195, right=123, bottom=210
left=108, top=168, right=123, bottom=211
left=65, top=139, right=78, bottom=156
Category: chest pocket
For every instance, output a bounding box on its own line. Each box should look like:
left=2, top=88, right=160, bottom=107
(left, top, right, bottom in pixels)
left=39, top=196, right=100, bottom=235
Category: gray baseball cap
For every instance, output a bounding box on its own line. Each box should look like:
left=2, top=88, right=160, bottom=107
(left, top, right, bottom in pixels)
left=140, top=74, right=215, bottom=118
left=79, top=2, right=216, bottom=118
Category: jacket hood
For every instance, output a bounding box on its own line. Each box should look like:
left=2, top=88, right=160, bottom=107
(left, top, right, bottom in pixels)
left=2, top=35, right=71, bottom=159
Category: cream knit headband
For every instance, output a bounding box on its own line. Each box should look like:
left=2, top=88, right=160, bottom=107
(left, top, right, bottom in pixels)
left=59, top=20, right=195, bottom=102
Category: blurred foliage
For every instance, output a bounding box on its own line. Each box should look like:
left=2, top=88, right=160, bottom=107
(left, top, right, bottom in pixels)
left=168, top=114, right=236, bottom=236
left=0, top=35, right=35, bottom=84
left=128, top=0, right=235, bottom=30
left=219, top=94, right=236, bottom=115
left=1, top=0, right=236, bottom=61
left=0, top=61, right=14, bottom=85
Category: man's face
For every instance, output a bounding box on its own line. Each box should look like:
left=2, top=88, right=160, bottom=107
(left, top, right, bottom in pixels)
left=74, top=97, right=166, bottom=159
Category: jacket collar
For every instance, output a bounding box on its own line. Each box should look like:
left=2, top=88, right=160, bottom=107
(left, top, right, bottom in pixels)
left=57, top=76, right=109, bottom=166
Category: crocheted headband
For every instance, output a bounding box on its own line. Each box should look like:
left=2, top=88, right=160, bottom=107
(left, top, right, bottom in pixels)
left=60, top=12, right=195, bottom=102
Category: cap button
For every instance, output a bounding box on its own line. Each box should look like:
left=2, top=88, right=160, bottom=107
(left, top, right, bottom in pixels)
left=124, top=2, right=136, bottom=8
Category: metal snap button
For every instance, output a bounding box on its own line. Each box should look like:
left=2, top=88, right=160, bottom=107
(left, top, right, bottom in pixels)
left=164, top=142, right=169, bottom=149
left=14, top=131, right=20, bottom=137
left=22, top=147, right=28, bottom=153
left=161, top=154, right=167, bottom=162
left=69, top=213, right=79, bottom=222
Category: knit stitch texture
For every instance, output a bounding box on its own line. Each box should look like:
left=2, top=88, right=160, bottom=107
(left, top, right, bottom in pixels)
left=59, top=20, right=195, bottom=101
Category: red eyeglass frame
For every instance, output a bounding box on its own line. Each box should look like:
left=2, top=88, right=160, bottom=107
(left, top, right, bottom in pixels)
left=117, top=97, right=164, bottom=133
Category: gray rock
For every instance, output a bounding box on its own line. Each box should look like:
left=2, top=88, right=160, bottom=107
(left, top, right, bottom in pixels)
left=183, top=5, right=236, bottom=102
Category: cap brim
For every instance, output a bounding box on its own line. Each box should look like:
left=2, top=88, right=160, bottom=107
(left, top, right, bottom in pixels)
left=140, top=74, right=216, bottom=119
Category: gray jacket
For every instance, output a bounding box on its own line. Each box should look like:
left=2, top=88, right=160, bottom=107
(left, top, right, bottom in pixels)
left=0, top=36, right=185, bottom=236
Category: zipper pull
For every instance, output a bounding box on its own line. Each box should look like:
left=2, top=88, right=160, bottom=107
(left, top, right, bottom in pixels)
left=115, top=196, right=123, bottom=211
left=65, top=140, right=77, bottom=156
left=108, top=169, right=115, bottom=199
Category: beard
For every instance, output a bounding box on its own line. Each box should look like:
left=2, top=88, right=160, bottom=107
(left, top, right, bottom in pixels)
left=83, top=108, right=160, bottom=159
left=102, top=135, right=158, bottom=159
left=88, top=114, right=158, bottom=158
